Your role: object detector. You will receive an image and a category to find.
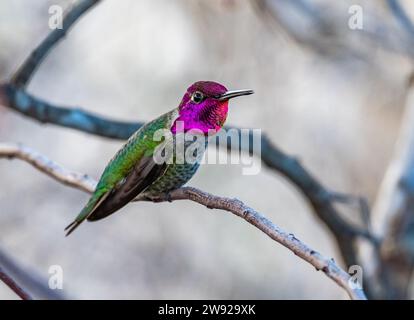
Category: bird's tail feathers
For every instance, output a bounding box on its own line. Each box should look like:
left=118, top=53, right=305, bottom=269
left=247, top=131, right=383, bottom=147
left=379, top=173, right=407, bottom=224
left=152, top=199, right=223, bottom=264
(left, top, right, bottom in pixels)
left=65, top=191, right=108, bottom=236
left=64, top=220, right=82, bottom=237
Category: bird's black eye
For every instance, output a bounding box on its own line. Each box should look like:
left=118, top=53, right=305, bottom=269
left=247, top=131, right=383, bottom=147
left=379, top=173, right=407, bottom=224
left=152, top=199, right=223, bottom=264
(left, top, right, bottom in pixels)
left=191, top=91, right=204, bottom=104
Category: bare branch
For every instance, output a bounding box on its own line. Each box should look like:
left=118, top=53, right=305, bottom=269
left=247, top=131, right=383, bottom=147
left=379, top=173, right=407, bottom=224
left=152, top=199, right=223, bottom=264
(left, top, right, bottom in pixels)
left=11, top=0, right=102, bottom=88
left=0, top=142, right=367, bottom=300
left=0, top=84, right=140, bottom=139
left=144, top=188, right=366, bottom=300
left=0, top=143, right=96, bottom=193
left=0, top=265, right=32, bottom=300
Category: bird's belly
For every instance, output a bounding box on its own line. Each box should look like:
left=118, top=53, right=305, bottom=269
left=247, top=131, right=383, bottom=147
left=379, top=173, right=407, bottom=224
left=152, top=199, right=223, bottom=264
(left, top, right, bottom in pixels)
left=142, top=136, right=207, bottom=196
left=143, top=162, right=201, bottom=195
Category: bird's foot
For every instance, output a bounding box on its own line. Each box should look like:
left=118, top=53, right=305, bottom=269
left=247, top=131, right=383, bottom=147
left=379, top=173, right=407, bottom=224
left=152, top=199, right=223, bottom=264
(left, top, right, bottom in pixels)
left=164, top=192, right=173, bottom=203
left=142, top=192, right=172, bottom=203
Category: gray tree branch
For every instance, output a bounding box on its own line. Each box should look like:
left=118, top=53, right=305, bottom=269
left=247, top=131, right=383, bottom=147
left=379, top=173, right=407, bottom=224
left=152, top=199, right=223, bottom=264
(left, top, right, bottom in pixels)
left=253, top=0, right=414, bottom=60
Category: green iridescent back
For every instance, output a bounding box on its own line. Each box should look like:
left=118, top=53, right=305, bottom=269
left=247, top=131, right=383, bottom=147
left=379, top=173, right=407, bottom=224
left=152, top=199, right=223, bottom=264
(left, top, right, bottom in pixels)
left=96, top=110, right=175, bottom=192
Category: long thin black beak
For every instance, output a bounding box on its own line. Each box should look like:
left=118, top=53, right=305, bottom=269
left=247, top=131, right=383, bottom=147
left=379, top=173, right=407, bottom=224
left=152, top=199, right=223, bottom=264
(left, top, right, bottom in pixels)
left=218, top=89, right=254, bottom=101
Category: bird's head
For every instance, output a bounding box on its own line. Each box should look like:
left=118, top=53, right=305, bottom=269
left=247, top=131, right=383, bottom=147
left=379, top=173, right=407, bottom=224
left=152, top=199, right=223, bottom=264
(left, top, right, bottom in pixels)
left=171, top=81, right=253, bottom=134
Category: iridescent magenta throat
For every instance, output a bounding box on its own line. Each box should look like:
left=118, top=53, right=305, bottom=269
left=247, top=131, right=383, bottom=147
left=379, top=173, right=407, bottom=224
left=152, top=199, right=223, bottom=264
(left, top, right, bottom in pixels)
left=171, top=82, right=230, bottom=135
left=171, top=101, right=228, bottom=134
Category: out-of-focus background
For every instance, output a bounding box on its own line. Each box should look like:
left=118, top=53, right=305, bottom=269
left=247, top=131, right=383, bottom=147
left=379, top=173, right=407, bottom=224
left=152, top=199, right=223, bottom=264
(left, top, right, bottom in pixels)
left=1, top=0, right=413, bottom=299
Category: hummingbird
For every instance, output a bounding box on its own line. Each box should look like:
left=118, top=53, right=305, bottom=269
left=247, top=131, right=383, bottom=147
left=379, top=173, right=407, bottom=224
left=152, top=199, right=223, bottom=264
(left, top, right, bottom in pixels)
left=65, top=81, right=253, bottom=236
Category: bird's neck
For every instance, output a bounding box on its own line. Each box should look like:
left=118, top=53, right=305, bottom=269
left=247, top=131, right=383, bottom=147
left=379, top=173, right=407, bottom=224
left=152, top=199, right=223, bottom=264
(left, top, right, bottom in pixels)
left=171, top=102, right=228, bottom=135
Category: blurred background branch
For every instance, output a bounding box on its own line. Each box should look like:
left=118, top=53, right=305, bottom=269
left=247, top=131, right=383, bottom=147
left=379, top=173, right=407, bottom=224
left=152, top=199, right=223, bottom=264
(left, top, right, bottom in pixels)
left=387, top=0, right=414, bottom=38
left=0, top=248, right=64, bottom=299
left=371, top=75, right=414, bottom=299
left=0, top=259, right=32, bottom=300
left=254, top=0, right=414, bottom=59
left=11, top=0, right=102, bottom=88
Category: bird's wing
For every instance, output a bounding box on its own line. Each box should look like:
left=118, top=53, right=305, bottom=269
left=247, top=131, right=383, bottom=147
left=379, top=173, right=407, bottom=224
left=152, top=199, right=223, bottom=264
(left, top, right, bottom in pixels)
left=65, top=110, right=178, bottom=236
left=65, top=155, right=167, bottom=236
left=87, top=155, right=167, bottom=221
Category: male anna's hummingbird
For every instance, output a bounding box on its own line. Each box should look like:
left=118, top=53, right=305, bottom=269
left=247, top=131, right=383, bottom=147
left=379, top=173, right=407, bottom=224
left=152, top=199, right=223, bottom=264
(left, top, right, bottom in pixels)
left=65, top=81, right=253, bottom=235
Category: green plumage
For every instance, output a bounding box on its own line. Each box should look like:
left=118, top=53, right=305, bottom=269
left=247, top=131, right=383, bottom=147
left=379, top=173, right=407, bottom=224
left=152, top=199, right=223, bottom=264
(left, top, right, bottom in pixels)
left=65, top=80, right=253, bottom=236
left=98, top=111, right=172, bottom=189
left=65, top=109, right=203, bottom=235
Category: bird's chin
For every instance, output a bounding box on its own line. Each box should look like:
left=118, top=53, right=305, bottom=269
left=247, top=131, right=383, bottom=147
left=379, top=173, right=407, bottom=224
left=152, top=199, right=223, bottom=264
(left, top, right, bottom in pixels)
left=171, top=121, right=222, bottom=136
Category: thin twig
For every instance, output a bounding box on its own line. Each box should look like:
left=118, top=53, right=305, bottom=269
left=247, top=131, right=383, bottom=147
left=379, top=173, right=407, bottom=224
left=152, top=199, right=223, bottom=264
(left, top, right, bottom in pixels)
left=0, top=142, right=367, bottom=300
left=0, top=143, right=96, bottom=193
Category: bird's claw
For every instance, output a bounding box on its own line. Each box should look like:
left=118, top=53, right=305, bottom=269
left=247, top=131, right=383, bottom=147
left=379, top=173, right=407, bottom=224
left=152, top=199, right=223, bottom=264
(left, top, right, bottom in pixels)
left=164, top=192, right=173, bottom=203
